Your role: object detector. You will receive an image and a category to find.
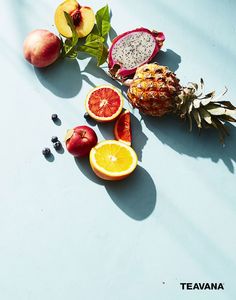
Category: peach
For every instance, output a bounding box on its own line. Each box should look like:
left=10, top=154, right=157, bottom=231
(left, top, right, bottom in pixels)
left=55, top=0, right=95, bottom=38
left=23, top=29, right=61, bottom=68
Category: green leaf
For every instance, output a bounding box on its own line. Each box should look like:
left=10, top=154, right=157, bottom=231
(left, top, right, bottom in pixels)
left=90, top=25, right=100, bottom=36
left=97, top=44, right=108, bottom=65
left=78, top=45, right=100, bottom=57
left=101, top=20, right=111, bottom=37
left=86, top=34, right=104, bottom=43
left=61, top=12, right=79, bottom=59
left=60, top=5, right=110, bottom=65
left=78, top=43, right=108, bottom=66
left=66, top=48, right=79, bottom=59
left=96, top=5, right=110, bottom=36
left=64, top=12, right=78, bottom=45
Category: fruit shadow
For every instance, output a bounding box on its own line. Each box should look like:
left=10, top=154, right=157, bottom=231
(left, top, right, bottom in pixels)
left=108, top=26, right=118, bottom=42
left=81, top=58, right=122, bottom=90
left=45, top=153, right=55, bottom=162
left=96, top=112, right=148, bottom=162
left=142, top=115, right=236, bottom=173
left=74, top=157, right=157, bottom=221
left=34, top=58, right=82, bottom=98
left=153, top=48, right=181, bottom=72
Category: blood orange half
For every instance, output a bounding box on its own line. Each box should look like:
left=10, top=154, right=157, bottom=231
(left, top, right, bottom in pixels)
left=85, top=85, right=124, bottom=122
left=114, top=110, right=131, bottom=146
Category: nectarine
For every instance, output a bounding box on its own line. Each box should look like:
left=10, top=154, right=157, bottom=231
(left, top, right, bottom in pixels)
left=23, top=29, right=61, bottom=68
left=65, top=125, right=98, bottom=157
left=55, top=0, right=95, bottom=38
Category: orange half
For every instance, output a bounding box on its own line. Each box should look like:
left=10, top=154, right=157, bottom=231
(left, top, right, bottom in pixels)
left=85, top=85, right=124, bottom=122
left=114, top=110, right=132, bottom=146
left=89, top=140, right=138, bottom=180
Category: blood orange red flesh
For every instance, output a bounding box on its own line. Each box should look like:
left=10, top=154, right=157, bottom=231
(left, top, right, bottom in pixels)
left=114, top=110, right=131, bottom=146
left=85, top=85, right=123, bottom=122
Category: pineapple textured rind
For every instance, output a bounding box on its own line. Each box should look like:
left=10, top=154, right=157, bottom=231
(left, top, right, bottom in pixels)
left=127, top=63, right=236, bottom=142
left=127, top=64, right=181, bottom=117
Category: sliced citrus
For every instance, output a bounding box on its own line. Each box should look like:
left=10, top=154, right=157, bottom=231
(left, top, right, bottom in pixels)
left=85, top=85, right=124, bottom=122
left=90, top=140, right=138, bottom=180
left=114, top=110, right=132, bottom=146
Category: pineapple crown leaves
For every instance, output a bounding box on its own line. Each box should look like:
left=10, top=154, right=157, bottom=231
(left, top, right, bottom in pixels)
left=176, top=79, right=236, bottom=143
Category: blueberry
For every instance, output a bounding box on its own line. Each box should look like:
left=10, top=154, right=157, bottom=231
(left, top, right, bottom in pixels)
left=51, top=136, right=58, bottom=143
left=84, top=112, right=91, bottom=120
left=53, top=141, right=61, bottom=150
left=42, top=147, right=51, bottom=156
left=51, top=114, right=58, bottom=121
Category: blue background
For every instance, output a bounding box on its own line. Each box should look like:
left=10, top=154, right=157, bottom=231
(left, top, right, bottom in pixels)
left=0, top=0, right=236, bottom=299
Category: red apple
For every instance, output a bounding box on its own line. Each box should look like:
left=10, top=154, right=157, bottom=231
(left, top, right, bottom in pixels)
left=23, top=29, right=61, bottom=68
left=65, top=125, right=98, bottom=157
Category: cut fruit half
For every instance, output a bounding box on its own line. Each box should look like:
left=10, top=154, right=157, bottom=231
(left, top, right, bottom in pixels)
left=85, top=85, right=124, bottom=122
left=54, top=0, right=95, bottom=38
left=90, top=140, right=138, bottom=180
left=114, top=110, right=132, bottom=146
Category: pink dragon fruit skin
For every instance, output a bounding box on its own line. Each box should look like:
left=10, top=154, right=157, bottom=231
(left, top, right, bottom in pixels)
left=108, top=28, right=165, bottom=79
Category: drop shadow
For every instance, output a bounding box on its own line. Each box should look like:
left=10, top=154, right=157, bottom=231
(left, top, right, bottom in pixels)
left=143, top=115, right=236, bottom=173
left=130, top=113, right=148, bottom=162
left=108, top=26, right=118, bottom=42
left=96, top=112, right=148, bottom=162
left=81, top=58, right=122, bottom=89
left=97, top=121, right=115, bottom=140
left=45, top=153, right=55, bottom=162
left=153, top=48, right=181, bottom=72
left=52, top=118, right=62, bottom=126
left=55, top=145, right=65, bottom=154
left=74, top=156, right=104, bottom=185
left=105, top=165, right=157, bottom=221
left=34, top=58, right=82, bottom=98
left=84, top=116, right=97, bottom=127
left=74, top=158, right=157, bottom=221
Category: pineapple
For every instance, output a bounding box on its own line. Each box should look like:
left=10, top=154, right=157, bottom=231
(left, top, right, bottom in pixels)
left=126, top=63, right=236, bottom=142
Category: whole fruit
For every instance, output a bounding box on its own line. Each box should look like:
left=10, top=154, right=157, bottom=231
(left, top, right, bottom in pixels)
left=65, top=125, right=98, bottom=157
left=23, top=29, right=61, bottom=68
left=126, top=63, right=236, bottom=142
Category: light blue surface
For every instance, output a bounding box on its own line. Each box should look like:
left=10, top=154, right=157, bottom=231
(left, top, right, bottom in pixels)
left=0, top=0, right=236, bottom=299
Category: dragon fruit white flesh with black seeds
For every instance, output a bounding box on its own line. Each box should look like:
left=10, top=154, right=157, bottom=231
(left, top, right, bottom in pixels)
left=108, top=28, right=165, bottom=80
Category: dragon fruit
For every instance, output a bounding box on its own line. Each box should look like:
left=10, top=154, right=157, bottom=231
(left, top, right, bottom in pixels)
left=108, top=28, right=165, bottom=80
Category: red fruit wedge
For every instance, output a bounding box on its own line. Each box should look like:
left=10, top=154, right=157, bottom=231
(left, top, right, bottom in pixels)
left=85, top=85, right=124, bottom=122
left=114, top=110, right=132, bottom=146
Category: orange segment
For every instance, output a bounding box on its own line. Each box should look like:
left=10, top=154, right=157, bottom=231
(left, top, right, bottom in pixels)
left=90, top=140, right=138, bottom=180
left=114, top=110, right=132, bottom=146
left=85, top=85, right=124, bottom=122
